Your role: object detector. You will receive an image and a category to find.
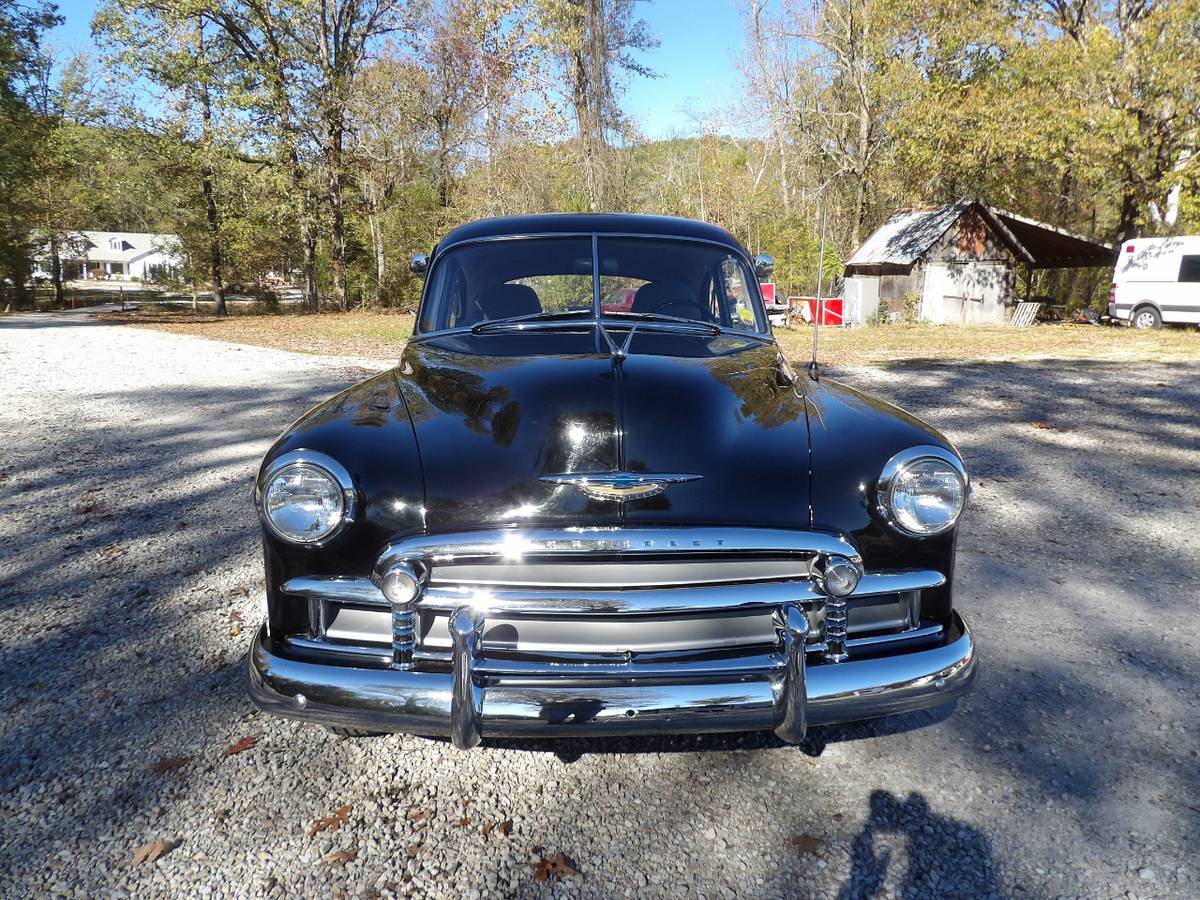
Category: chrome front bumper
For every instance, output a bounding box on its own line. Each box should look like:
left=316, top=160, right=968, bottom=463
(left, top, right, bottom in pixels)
left=247, top=610, right=977, bottom=746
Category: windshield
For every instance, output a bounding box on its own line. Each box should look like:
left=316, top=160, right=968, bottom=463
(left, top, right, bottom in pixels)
left=416, top=236, right=767, bottom=334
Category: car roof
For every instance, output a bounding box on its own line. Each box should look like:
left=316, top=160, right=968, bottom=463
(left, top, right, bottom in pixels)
left=436, top=213, right=747, bottom=254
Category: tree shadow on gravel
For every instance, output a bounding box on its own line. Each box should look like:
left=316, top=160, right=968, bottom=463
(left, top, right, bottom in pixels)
left=0, top=319, right=376, bottom=886
left=836, top=789, right=1000, bottom=899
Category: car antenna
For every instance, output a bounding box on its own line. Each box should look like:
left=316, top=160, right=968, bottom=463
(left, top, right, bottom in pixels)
left=809, top=201, right=829, bottom=378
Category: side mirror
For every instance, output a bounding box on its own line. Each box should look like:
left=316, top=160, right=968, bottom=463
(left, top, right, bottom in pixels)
left=754, top=253, right=774, bottom=280
left=410, top=254, right=429, bottom=277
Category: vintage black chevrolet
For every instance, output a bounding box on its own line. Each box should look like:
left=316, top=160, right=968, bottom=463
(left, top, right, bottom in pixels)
left=247, top=214, right=977, bottom=748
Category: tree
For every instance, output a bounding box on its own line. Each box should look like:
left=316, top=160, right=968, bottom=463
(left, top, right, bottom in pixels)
left=536, top=0, right=656, bottom=211
left=0, top=0, right=60, bottom=306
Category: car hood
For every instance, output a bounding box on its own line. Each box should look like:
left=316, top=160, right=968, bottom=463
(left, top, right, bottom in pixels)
left=395, top=329, right=812, bottom=532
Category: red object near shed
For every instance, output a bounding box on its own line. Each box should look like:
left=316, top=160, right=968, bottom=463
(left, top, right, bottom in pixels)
left=789, top=296, right=845, bottom=326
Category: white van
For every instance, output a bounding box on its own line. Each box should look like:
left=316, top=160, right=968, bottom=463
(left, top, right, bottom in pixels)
left=1109, top=236, right=1200, bottom=328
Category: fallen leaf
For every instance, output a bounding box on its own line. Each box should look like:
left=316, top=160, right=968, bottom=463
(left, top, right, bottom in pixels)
left=99, top=543, right=126, bottom=559
left=498, top=819, right=513, bottom=836
left=406, top=843, right=423, bottom=858
left=74, top=495, right=108, bottom=516
left=407, top=807, right=426, bottom=822
left=457, top=816, right=471, bottom=828
left=831, top=813, right=844, bottom=825
left=323, top=847, right=357, bottom=866
left=1030, top=421, right=1057, bottom=430
left=131, top=839, right=177, bottom=866
left=229, top=624, right=243, bottom=637
left=224, top=736, right=257, bottom=756
left=307, top=805, right=352, bottom=837
left=533, top=852, right=579, bottom=882
left=481, top=822, right=494, bottom=838
left=151, top=756, right=191, bottom=775
left=790, top=834, right=824, bottom=856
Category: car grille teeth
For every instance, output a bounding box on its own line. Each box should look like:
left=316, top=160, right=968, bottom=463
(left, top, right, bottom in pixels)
left=392, top=606, right=416, bottom=669
left=824, top=596, right=849, bottom=663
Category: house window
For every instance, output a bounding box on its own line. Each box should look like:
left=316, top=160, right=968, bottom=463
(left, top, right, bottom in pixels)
left=1179, top=255, right=1200, bottom=283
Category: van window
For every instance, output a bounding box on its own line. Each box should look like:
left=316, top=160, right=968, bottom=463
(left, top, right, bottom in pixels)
left=1180, top=255, right=1200, bottom=283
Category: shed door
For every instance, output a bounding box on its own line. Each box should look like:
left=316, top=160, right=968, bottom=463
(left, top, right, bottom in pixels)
left=921, top=261, right=1011, bottom=324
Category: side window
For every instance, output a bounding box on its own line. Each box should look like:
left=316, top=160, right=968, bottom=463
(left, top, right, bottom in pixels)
left=720, top=256, right=759, bottom=328
left=1179, top=255, right=1200, bottom=283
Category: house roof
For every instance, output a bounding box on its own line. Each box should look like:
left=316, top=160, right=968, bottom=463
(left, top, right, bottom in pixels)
left=64, top=231, right=182, bottom=263
left=845, top=202, right=974, bottom=267
left=846, top=201, right=1113, bottom=270
left=987, top=207, right=1114, bottom=269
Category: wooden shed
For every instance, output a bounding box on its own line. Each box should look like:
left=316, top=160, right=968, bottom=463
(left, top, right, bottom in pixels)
left=843, top=200, right=1113, bottom=325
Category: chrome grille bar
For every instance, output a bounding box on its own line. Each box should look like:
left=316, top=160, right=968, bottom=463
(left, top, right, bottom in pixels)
left=419, top=579, right=820, bottom=616
left=278, top=530, right=945, bottom=673
left=376, top=526, right=862, bottom=570
left=279, top=568, right=943, bottom=616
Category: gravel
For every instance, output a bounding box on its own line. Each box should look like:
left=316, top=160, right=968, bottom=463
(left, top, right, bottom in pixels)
left=1, top=313, right=1197, bottom=899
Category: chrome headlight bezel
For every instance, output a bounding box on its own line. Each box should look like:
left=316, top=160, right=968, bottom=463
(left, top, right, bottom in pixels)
left=875, top=445, right=968, bottom=538
left=256, top=449, right=357, bottom=546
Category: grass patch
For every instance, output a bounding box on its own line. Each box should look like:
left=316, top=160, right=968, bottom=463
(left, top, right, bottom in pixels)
left=109, top=308, right=1200, bottom=367
left=108, top=308, right=417, bottom=359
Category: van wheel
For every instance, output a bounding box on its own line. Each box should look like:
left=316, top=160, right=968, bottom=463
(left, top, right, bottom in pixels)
left=1131, top=306, right=1161, bottom=330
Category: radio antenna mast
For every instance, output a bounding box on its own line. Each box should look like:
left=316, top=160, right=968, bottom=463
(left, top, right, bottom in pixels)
left=810, top=201, right=828, bottom=374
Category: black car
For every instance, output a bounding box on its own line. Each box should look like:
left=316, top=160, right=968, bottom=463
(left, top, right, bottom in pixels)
left=247, top=213, right=977, bottom=748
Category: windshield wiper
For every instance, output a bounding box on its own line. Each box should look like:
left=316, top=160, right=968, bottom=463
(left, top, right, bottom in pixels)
left=601, top=311, right=722, bottom=335
left=471, top=309, right=592, bottom=334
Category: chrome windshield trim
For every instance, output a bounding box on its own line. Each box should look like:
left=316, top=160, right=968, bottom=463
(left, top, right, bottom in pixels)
left=412, top=231, right=771, bottom=340
left=376, top=527, right=862, bottom=577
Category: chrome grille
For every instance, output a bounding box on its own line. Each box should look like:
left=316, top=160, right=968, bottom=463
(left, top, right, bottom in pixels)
left=280, top=527, right=947, bottom=671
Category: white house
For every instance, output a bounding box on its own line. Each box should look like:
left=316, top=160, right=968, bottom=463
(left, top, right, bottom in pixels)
left=35, top=231, right=184, bottom=282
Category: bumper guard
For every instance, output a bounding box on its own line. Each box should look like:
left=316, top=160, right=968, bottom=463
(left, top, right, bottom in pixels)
left=248, top=610, right=977, bottom=747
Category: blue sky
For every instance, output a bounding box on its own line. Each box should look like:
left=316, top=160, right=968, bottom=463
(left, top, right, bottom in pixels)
left=49, top=0, right=746, bottom=138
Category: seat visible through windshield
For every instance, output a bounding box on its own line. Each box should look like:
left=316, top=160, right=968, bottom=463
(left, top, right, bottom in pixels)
left=416, top=236, right=766, bottom=334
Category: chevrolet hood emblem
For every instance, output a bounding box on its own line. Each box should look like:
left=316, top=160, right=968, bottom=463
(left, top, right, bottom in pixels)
left=539, top=471, right=703, bottom=502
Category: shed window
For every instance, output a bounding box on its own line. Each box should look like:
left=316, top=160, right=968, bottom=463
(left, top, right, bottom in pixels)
left=1179, top=255, right=1200, bottom=283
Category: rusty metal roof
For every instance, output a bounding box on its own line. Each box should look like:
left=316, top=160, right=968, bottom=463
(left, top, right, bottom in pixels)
left=846, top=200, right=1114, bottom=270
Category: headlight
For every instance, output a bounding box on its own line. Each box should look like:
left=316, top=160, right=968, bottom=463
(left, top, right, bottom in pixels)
left=876, top=446, right=967, bottom=537
left=258, top=451, right=355, bottom=545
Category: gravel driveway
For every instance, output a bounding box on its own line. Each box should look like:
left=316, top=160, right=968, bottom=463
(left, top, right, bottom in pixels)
left=1, top=314, right=1197, bottom=899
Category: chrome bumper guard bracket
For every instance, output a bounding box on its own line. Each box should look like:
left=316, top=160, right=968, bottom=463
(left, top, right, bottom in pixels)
left=450, top=607, right=484, bottom=749
left=248, top=611, right=977, bottom=746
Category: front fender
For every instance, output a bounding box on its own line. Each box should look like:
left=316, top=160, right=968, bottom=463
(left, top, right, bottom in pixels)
left=803, top=376, right=962, bottom=620
left=256, top=369, right=426, bottom=633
